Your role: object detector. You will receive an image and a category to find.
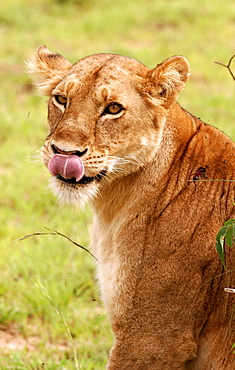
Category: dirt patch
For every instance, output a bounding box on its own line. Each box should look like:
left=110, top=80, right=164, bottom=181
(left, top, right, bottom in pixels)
left=0, top=327, right=37, bottom=352
left=0, top=327, right=69, bottom=352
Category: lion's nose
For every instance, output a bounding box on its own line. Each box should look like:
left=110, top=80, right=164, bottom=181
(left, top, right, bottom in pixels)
left=51, top=144, right=88, bottom=157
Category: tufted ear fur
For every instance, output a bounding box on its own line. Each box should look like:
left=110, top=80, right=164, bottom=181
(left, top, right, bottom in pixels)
left=146, top=56, right=190, bottom=108
left=26, top=45, right=72, bottom=95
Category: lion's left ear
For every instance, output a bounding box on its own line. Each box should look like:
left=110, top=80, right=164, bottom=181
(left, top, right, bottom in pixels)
left=147, top=56, right=190, bottom=107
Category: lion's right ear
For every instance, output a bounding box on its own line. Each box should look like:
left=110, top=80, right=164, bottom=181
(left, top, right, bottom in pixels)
left=26, top=45, right=72, bottom=95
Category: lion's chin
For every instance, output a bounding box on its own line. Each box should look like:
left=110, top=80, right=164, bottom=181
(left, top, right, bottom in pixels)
left=49, top=176, right=99, bottom=207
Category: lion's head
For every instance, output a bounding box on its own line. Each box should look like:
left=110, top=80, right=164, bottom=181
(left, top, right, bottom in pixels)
left=28, top=46, right=190, bottom=205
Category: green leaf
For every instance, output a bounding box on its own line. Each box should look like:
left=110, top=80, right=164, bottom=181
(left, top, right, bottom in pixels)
left=224, top=219, right=235, bottom=226
left=216, top=241, right=225, bottom=268
left=233, top=223, right=235, bottom=243
left=215, top=219, right=235, bottom=268
left=215, top=225, right=229, bottom=242
left=225, top=226, right=233, bottom=247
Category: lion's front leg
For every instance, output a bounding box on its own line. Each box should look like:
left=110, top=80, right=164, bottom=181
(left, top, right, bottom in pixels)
left=96, top=245, right=200, bottom=369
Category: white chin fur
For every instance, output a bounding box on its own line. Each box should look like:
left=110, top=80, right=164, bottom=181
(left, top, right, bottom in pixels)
left=49, top=177, right=99, bottom=207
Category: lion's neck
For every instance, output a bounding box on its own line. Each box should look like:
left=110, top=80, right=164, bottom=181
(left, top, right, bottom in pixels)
left=167, top=102, right=202, bottom=145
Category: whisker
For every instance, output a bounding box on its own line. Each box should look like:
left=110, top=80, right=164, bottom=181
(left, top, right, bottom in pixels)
left=106, top=155, right=143, bottom=167
left=22, top=148, right=43, bottom=164
left=104, top=168, right=130, bottom=182
left=125, top=156, right=144, bottom=167
left=111, top=167, right=131, bottom=175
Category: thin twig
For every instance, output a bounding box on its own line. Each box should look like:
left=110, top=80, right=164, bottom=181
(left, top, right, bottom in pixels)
left=214, top=54, right=235, bottom=81
left=12, top=227, right=98, bottom=262
left=183, top=268, right=235, bottom=311
left=188, top=179, right=235, bottom=182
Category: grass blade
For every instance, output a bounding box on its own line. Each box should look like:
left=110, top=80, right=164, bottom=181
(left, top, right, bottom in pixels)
left=30, top=273, right=80, bottom=370
left=12, top=228, right=98, bottom=262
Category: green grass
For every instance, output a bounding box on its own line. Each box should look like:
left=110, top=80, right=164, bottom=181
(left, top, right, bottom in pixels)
left=1, top=0, right=235, bottom=368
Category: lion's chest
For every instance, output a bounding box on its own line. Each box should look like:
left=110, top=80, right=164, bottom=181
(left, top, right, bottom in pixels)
left=91, top=216, right=131, bottom=316
left=90, top=204, right=154, bottom=321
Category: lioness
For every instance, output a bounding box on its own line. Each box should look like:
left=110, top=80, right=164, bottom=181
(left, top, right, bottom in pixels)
left=28, top=46, right=235, bottom=369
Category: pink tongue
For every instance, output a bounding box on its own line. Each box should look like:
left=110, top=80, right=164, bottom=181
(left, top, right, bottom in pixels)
left=48, top=154, right=84, bottom=182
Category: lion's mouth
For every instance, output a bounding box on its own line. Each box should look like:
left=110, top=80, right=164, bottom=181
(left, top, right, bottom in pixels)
left=56, top=170, right=106, bottom=185
left=48, top=153, right=107, bottom=185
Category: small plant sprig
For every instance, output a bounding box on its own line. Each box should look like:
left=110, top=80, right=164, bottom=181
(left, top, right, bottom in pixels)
left=14, top=227, right=98, bottom=261
left=214, top=54, right=235, bottom=81
left=213, top=57, right=235, bottom=270
left=31, top=273, right=80, bottom=370
left=215, top=219, right=235, bottom=268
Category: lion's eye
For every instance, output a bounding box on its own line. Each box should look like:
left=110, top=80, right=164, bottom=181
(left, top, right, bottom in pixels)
left=103, top=103, right=123, bottom=115
left=54, top=95, right=67, bottom=107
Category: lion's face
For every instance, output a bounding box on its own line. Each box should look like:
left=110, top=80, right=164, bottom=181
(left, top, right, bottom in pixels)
left=28, top=46, right=190, bottom=205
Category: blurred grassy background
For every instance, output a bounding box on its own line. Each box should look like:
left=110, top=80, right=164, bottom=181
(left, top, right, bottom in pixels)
left=1, top=0, right=235, bottom=368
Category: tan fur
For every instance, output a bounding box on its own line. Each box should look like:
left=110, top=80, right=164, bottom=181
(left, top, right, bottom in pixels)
left=28, top=46, right=235, bottom=369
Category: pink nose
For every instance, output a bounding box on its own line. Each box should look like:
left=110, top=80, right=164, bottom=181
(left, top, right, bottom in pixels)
left=48, top=154, right=84, bottom=182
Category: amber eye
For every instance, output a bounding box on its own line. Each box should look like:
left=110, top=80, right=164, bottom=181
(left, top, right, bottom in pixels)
left=103, top=103, right=124, bottom=115
left=54, top=95, right=67, bottom=107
